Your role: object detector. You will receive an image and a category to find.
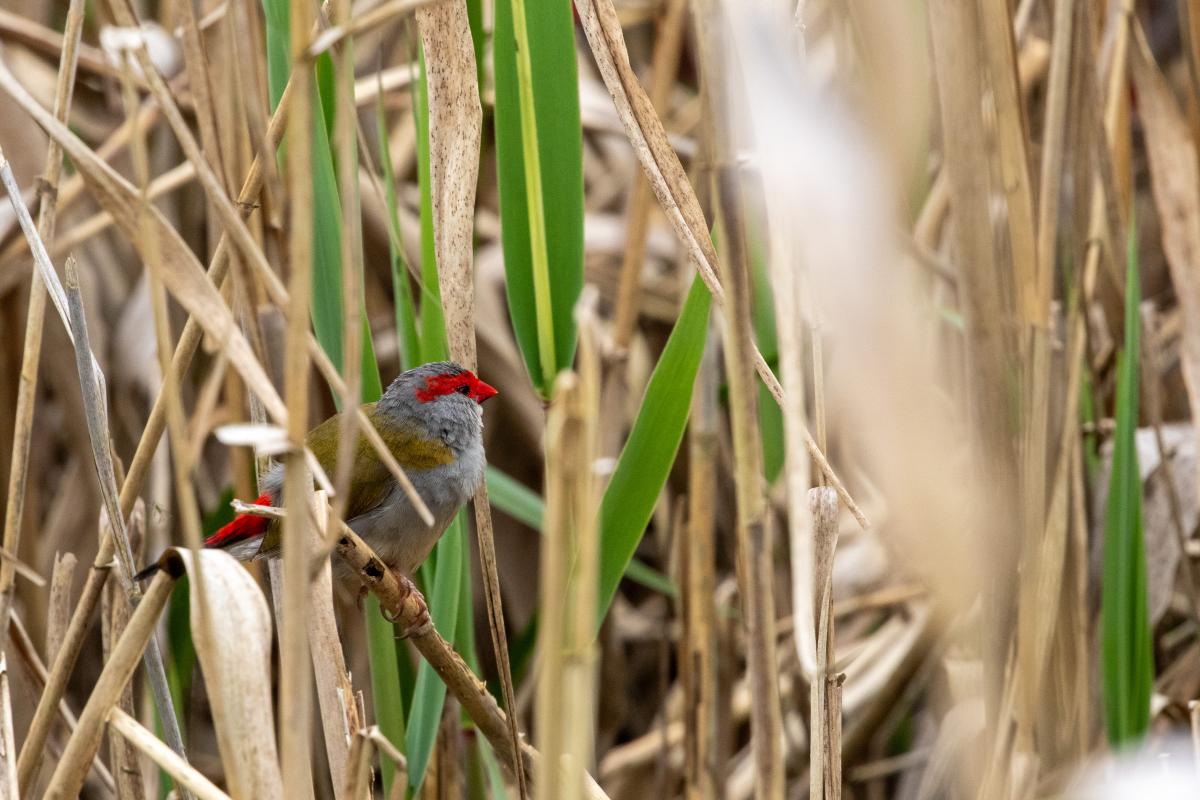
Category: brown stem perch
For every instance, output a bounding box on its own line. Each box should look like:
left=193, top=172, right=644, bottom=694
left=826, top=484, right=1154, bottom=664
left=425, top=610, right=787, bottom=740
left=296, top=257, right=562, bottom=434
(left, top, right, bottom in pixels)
left=331, top=521, right=611, bottom=800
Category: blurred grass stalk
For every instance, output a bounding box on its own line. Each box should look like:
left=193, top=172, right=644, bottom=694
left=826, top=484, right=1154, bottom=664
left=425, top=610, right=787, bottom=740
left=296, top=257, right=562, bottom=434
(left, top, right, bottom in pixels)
left=537, top=329, right=600, bottom=800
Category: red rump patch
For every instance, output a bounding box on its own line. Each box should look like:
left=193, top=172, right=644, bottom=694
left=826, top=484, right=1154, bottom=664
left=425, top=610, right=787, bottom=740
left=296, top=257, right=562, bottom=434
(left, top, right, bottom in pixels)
left=415, top=370, right=498, bottom=404
left=205, top=493, right=272, bottom=549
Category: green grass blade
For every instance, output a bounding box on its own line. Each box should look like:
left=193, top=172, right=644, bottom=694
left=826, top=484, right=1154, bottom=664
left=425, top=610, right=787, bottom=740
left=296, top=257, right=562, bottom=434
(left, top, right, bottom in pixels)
left=406, top=515, right=464, bottom=790
left=1101, top=222, right=1153, bottom=746
left=596, top=280, right=712, bottom=627
left=364, top=596, right=406, bottom=794
left=494, top=0, right=583, bottom=394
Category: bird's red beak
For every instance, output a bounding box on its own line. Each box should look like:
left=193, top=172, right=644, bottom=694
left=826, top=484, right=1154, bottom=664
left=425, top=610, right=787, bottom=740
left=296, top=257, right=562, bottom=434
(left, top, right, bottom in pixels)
left=471, top=379, right=499, bottom=404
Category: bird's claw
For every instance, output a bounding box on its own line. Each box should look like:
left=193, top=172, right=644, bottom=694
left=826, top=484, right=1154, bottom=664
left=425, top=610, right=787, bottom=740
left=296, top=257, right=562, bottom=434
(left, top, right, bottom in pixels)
left=383, top=571, right=432, bottom=638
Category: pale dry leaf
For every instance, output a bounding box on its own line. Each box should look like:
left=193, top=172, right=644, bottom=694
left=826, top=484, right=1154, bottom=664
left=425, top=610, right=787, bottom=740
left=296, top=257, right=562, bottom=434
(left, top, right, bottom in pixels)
left=167, top=548, right=283, bottom=800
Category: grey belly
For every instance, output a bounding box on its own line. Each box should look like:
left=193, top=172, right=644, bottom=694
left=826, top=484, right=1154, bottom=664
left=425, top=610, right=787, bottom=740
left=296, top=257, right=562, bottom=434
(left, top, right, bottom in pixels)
left=341, top=449, right=484, bottom=578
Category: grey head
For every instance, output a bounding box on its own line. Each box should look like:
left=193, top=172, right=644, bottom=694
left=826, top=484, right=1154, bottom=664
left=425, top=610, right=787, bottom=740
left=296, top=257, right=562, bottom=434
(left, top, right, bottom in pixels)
left=377, top=361, right=499, bottom=453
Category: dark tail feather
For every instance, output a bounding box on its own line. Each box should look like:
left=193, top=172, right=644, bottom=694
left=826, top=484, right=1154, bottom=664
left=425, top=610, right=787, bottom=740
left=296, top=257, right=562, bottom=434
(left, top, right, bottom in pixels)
left=133, top=562, right=161, bottom=582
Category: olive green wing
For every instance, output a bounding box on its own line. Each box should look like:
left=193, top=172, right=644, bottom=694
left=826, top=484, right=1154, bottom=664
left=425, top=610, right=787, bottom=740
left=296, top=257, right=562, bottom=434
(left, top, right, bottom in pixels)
left=258, top=404, right=455, bottom=552
left=309, top=403, right=455, bottom=521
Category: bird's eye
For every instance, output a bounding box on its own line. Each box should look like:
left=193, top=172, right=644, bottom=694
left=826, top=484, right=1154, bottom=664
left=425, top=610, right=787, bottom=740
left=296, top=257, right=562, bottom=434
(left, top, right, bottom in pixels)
left=456, top=384, right=471, bottom=396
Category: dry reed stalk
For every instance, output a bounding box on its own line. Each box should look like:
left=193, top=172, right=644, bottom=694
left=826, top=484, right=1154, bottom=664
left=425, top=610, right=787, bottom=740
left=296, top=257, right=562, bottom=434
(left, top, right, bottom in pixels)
left=0, top=0, right=84, bottom=649
left=41, top=571, right=174, bottom=800
left=46, top=552, right=76, bottom=664
left=809, top=487, right=841, bottom=800
left=683, top=329, right=720, bottom=800
left=537, top=329, right=600, bottom=800
left=611, top=0, right=688, bottom=350
left=695, top=6, right=783, bottom=793
left=416, top=1, right=526, bottom=789
left=571, top=0, right=868, bottom=530
left=306, top=493, right=359, bottom=797
left=282, top=0, right=317, bottom=790
left=1010, top=0, right=1088, bottom=760
left=344, top=726, right=409, bottom=800
left=926, top=0, right=1017, bottom=723
left=107, top=708, right=229, bottom=800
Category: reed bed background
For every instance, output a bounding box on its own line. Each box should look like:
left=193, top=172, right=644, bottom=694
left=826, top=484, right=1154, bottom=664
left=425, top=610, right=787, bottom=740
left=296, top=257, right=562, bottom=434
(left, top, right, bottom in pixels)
left=0, top=0, right=1198, bottom=797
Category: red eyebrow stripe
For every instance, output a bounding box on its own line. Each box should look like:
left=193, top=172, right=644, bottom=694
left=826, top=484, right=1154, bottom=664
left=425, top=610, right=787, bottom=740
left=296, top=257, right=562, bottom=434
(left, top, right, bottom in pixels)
left=416, top=372, right=469, bottom=402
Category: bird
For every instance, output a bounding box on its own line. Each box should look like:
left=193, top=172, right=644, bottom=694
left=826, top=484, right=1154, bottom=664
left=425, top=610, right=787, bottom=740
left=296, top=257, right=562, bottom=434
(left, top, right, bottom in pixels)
left=152, top=361, right=496, bottom=609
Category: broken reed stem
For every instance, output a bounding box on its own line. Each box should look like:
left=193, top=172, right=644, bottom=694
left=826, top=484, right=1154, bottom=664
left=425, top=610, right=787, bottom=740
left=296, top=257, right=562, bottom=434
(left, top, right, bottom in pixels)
left=41, top=571, right=175, bottom=800
left=809, top=487, right=841, bottom=800
left=537, top=325, right=601, bottom=800
left=282, top=0, right=317, bottom=792
left=108, top=708, right=230, bottom=800
left=0, top=0, right=84, bottom=644
left=62, top=258, right=193, bottom=787
left=46, top=552, right=77, bottom=663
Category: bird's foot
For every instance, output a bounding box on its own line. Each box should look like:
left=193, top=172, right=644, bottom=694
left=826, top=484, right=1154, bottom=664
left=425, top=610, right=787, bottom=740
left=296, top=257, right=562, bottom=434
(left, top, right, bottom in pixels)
left=355, top=583, right=368, bottom=612
left=385, top=572, right=433, bottom=639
